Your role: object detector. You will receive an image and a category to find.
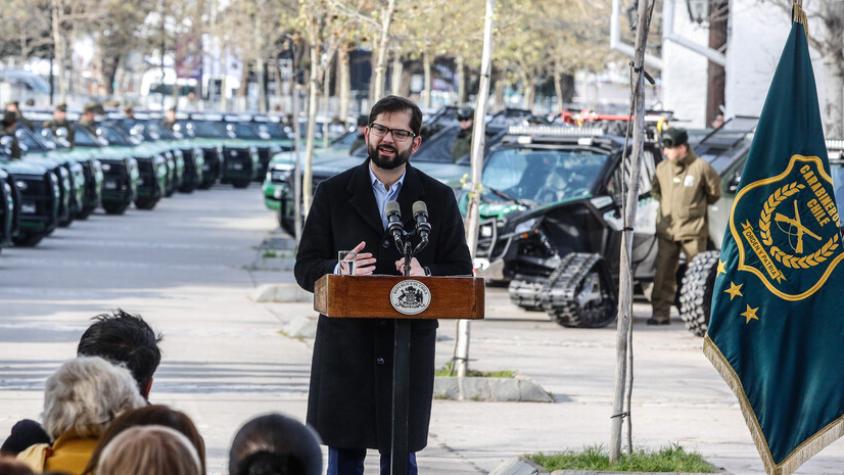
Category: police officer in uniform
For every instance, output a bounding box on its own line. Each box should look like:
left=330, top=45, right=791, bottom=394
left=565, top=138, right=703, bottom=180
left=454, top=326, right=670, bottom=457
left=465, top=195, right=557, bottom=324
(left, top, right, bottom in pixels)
left=76, top=104, right=99, bottom=137
left=43, top=103, right=75, bottom=144
left=450, top=106, right=474, bottom=162
left=650, top=128, right=721, bottom=325
left=1, top=111, right=22, bottom=159
left=348, top=114, right=369, bottom=155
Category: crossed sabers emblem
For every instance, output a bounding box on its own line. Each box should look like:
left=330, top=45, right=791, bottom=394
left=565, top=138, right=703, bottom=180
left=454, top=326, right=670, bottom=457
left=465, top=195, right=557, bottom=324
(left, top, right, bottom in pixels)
left=774, top=200, right=821, bottom=254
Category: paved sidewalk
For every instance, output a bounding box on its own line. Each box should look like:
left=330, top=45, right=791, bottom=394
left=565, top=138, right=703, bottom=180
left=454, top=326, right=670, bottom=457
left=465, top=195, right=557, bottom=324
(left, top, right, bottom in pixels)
left=0, top=187, right=841, bottom=474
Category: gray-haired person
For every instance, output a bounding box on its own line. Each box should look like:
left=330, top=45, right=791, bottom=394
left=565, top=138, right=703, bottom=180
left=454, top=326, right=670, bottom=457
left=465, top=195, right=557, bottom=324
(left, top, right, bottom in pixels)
left=15, top=357, right=146, bottom=475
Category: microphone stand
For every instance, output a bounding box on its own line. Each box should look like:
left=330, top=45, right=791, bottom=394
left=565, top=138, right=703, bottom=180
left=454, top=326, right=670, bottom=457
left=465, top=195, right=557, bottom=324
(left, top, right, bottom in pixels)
left=389, top=220, right=427, bottom=475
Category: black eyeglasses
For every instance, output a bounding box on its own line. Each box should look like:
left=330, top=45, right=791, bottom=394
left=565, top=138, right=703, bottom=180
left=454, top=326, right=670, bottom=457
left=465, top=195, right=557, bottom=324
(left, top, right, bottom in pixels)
left=369, top=123, right=416, bottom=141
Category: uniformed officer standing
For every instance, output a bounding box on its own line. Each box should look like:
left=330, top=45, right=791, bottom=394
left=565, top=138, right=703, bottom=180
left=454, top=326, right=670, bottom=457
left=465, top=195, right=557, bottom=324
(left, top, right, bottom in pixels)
left=348, top=114, right=369, bottom=156
left=650, top=128, right=721, bottom=325
left=0, top=111, right=22, bottom=159
left=450, top=106, right=474, bottom=162
left=43, top=103, right=75, bottom=144
left=76, top=103, right=99, bottom=137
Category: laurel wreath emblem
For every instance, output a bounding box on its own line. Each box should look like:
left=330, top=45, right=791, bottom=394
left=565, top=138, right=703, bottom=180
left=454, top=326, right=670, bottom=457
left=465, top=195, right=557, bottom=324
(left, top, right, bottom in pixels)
left=771, top=234, right=840, bottom=269
left=759, top=182, right=805, bottom=246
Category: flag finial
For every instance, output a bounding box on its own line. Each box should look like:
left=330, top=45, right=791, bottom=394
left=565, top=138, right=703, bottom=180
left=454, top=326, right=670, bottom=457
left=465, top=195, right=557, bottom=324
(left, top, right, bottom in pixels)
left=792, top=0, right=809, bottom=37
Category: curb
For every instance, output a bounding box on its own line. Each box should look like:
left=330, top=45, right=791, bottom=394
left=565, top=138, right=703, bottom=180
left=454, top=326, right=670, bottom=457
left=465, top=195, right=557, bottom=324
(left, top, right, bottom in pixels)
left=433, top=377, right=553, bottom=402
left=489, top=458, right=727, bottom=475
left=252, top=284, right=312, bottom=303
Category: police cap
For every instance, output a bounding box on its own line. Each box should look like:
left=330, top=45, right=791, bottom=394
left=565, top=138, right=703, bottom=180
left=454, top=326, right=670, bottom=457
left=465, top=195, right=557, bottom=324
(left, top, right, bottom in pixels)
left=357, top=114, right=369, bottom=127
left=457, top=107, right=474, bottom=121
left=55, top=103, right=67, bottom=113
left=661, top=127, right=688, bottom=148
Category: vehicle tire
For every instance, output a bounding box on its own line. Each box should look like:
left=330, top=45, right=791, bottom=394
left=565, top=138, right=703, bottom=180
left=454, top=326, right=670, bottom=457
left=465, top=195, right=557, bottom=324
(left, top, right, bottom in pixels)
left=134, top=197, right=158, bottom=210
left=13, top=231, right=44, bottom=247
left=76, top=206, right=95, bottom=220
left=678, top=250, right=720, bottom=337
left=232, top=178, right=251, bottom=189
left=103, top=202, right=130, bottom=215
left=58, top=216, right=72, bottom=228
left=178, top=183, right=196, bottom=194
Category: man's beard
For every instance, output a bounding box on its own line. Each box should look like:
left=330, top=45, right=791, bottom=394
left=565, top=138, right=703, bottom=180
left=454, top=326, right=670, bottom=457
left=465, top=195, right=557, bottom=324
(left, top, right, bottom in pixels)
left=368, top=142, right=410, bottom=170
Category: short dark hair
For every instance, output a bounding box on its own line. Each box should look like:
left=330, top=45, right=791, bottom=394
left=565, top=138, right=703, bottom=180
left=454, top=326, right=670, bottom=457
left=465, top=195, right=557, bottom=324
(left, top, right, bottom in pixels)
left=229, top=413, right=322, bottom=475
left=76, top=309, right=162, bottom=397
left=368, top=95, right=422, bottom=137
left=3, top=111, right=17, bottom=128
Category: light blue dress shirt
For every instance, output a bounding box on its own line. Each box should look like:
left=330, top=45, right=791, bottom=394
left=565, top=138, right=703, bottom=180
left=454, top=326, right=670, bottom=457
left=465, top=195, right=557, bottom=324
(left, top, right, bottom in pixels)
left=335, top=166, right=406, bottom=274
left=369, top=165, right=406, bottom=230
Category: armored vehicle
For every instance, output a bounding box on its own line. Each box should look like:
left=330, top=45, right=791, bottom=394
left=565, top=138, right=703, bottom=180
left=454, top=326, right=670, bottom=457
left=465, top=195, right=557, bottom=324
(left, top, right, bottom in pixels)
left=474, top=119, right=758, bottom=334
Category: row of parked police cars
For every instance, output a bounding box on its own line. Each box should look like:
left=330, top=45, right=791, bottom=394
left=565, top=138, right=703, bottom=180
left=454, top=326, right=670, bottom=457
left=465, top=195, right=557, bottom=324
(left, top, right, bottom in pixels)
left=0, top=110, right=296, bottom=249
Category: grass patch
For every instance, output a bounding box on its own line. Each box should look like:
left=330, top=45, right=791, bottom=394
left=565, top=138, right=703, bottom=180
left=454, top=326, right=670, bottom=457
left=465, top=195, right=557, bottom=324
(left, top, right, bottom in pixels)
left=434, top=361, right=515, bottom=378
left=527, top=445, right=716, bottom=473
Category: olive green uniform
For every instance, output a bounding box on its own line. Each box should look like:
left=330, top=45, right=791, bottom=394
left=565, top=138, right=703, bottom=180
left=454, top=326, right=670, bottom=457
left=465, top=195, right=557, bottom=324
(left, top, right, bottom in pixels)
left=43, top=119, right=75, bottom=144
left=650, top=150, right=721, bottom=322
left=349, top=134, right=366, bottom=155
left=451, top=128, right=472, bottom=162
left=1, top=125, right=21, bottom=159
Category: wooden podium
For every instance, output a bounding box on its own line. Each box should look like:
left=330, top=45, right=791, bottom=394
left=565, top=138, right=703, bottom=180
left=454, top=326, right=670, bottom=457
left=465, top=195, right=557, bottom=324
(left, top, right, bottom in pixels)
left=314, top=275, right=484, bottom=475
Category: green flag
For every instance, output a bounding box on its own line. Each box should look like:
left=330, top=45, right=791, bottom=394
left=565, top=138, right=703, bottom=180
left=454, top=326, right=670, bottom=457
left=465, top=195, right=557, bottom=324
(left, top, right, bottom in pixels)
left=704, top=14, right=844, bottom=475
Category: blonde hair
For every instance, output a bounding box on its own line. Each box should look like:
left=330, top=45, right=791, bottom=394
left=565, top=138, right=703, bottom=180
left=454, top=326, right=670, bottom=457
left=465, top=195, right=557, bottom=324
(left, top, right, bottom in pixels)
left=96, top=425, right=202, bottom=475
left=42, top=356, right=145, bottom=439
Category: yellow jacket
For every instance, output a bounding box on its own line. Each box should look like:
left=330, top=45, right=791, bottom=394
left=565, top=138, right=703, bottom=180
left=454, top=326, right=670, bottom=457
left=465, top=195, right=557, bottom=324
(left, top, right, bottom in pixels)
left=17, top=431, right=99, bottom=475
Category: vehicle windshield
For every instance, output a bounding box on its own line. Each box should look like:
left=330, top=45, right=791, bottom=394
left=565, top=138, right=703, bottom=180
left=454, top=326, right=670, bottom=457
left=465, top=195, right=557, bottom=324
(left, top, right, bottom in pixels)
left=258, top=122, right=291, bottom=139
left=482, top=147, right=610, bottom=206
left=830, top=163, right=844, bottom=221
left=189, top=120, right=230, bottom=138
left=230, top=122, right=264, bottom=140
left=15, top=128, right=50, bottom=152
left=99, top=124, right=137, bottom=146
left=73, top=126, right=104, bottom=147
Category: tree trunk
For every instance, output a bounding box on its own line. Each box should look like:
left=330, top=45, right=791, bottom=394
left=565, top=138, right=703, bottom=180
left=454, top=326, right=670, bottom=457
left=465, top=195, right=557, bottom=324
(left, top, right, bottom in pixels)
left=522, top=73, right=535, bottom=111
left=706, top=0, right=728, bottom=127
left=455, top=0, right=496, bottom=384
left=609, top=0, right=654, bottom=463
left=303, top=42, right=320, bottom=216
left=371, top=0, right=396, bottom=102
left=390, top=52, right=403, bottom=95
left=293, top=82, right=303, bottom=242
left=322, top=52, right=332, bottom=148
left=102, top=54, right=121, bottom=96
left=422, top=52, right=432, bottom=109
left=493, top=79, right=505, bottom=112
left=52, top=0, right=67, bottom=104
left=456, top=55, right=466, bottom=104
left=257, top=60, right=267, bottom=113
left=338, top=44, right=351, bottom=123
left=553, top=61, right=564, bottom=114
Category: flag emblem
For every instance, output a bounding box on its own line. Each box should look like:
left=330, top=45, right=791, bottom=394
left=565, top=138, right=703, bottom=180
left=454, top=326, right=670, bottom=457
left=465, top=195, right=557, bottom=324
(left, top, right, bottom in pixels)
left=730, top=154, right=843, bottom=301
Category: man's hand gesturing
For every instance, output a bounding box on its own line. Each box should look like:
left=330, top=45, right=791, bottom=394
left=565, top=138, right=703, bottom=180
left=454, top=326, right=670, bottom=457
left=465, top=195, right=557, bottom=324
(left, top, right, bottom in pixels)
left=342, top=241, right=377, bottom=276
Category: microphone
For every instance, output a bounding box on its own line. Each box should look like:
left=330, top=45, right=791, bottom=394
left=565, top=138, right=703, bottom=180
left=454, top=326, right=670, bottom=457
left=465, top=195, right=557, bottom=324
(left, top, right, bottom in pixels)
left=412, top=201, right=430, bottom=254
left=385, top=200, right=404, bottom=251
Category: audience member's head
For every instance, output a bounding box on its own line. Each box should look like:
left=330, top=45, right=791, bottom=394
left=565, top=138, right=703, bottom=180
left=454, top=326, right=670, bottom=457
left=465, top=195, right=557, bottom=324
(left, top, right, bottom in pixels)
left=0, top=420, right=50, bottom=456
left=42, top=356, right=146, bottom=441
left=77, top=309, right=162, bottom=399
left=0, top=456, right=35, bottom=474
left=96, top=425, right=202, bottom=475
left=83, top=405, right=206, bottom=475
left=228, top=413, right=322, bottom=475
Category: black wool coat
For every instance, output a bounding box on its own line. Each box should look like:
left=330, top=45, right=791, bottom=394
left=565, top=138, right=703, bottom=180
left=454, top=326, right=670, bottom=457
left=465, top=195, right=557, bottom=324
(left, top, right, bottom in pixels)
left=294, top=160, right=472, bottom=452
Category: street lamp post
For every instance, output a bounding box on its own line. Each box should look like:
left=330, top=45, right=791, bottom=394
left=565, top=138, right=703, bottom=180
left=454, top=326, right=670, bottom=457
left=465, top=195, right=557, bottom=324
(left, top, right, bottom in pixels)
left=686, top=0, right=709, bottom=24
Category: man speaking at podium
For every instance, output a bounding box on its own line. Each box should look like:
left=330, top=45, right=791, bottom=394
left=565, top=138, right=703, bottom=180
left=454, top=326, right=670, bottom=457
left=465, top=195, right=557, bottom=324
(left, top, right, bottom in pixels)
left=294, top=95, right=472, bottom=475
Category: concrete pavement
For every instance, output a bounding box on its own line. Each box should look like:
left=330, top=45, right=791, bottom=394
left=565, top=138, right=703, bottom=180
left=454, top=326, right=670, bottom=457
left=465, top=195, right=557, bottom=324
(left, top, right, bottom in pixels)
left=0, top=185, right=841, bottom=474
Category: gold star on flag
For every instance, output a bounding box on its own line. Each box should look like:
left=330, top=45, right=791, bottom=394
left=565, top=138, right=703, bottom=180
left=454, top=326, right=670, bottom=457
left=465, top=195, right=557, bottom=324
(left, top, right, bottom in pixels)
left=740, top=304, right=759, bottom=324
left=717, top=260, right=726, bottom=274
left=724, top=281, right=743, bottom=301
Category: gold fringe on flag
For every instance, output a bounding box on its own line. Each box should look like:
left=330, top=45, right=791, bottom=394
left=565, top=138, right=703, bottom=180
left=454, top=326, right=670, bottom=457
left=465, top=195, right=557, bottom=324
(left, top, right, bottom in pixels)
left=703, top=336, right=844, bottom=475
